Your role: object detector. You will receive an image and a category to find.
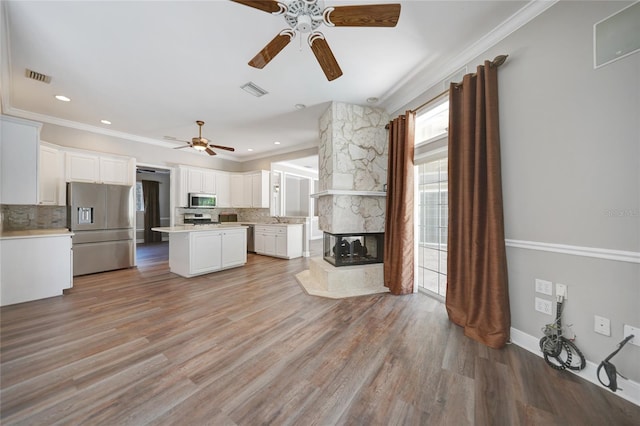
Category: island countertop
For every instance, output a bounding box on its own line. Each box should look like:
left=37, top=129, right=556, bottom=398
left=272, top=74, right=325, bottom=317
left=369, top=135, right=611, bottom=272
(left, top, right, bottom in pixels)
left=152, top=224, right=248, bottom=233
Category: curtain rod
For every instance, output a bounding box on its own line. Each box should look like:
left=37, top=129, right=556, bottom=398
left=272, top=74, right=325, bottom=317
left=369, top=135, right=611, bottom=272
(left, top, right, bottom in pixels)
left=385, top=55, right=509, bottom=129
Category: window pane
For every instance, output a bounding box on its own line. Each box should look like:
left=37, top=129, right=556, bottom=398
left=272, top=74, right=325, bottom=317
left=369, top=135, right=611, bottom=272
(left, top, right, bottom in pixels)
left=416, top=157, right=448, bottom=298
left=415, top=101, right=450, bottom=144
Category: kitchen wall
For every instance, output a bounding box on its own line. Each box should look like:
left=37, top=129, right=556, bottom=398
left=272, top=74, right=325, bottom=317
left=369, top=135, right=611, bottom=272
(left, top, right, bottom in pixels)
left=393, top=1, right=639, bottom=383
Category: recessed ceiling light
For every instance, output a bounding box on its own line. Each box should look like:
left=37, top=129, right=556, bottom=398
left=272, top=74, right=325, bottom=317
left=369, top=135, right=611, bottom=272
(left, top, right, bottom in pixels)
left=55, top=95, right=71, bottom=102
left=366, top=97, right=379, bottom=104
left=295, top=104, right=306, bottom=110
left=247, top=148, right=254, bottom=152
left=100, top=120, right=111, bottom=125
left=274, top=141, right=281, bottom=145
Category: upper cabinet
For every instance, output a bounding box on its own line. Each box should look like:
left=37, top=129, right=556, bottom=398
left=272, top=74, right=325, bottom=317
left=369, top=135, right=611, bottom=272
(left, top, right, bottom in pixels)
left=231, top=171, right=270, bottom=208
left=65, top=151, right=134, bottom=186
left=0, top=115, right=41, bottom=205
left=231, top=174, right=250, bottom=208
left=176, top=165, right=220, bottom=207
left=175, top=166, right=269, bottom=209
left=251, top=170, right=270, bottom=208
left=39, top=143, right=65, bottom=206
left=215, top=171, right=231, bottom=208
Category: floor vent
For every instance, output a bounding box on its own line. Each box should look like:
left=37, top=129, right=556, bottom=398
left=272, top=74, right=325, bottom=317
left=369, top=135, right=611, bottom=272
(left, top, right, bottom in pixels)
left=25, top=68, right=51, bottom=84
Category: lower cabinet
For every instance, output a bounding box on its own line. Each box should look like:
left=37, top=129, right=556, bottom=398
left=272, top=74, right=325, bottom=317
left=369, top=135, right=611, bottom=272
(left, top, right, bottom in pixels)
left=1, top=233, right=73, bottom=306
left=169, top=228, right=247, bottom=277
left=254, top=224, right=303, bottom=259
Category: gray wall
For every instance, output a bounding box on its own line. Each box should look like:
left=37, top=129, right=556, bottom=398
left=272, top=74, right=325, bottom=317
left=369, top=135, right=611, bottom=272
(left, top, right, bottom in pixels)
left=395, top=1, right=639, bottom=381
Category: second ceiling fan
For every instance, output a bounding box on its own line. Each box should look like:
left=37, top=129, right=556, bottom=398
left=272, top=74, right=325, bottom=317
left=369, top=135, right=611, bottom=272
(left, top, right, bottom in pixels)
left=232, top=0, right=401, bottom=81
left=174, top=121, right=235, bottom=156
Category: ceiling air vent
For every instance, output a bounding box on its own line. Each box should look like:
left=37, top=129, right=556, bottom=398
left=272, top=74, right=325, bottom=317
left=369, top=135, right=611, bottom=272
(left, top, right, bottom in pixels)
left=240, top=81, right=268, bottom=97
left=25, top=68, right=51, bottom=84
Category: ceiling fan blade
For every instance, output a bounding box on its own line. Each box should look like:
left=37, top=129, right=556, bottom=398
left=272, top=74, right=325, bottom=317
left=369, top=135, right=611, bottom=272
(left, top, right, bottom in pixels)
left=230, top=0, right=284, bottom=14
left=308, top=34, right=343, bottom=81
left=173, top=144, right=192, bottom=150
left=324, top=4, right=401, bottom=27
left=209, top=144, right=235, bottom=152
left=248, top=30, right=294, bottom=69
left=205, top=148, right=217, bottom=156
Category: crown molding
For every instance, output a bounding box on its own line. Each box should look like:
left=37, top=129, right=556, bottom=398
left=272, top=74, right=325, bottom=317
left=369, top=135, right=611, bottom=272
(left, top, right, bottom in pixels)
left=380, top=0, right=558, bottom=114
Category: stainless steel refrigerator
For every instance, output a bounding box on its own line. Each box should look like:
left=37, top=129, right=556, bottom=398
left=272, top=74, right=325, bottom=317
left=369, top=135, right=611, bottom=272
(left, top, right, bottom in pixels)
left=67, top=182, right=134, bottom=276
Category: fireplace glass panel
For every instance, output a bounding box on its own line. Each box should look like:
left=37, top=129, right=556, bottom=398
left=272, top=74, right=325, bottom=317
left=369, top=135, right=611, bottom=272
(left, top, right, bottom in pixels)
left=323, top=232, right=384, bottom=267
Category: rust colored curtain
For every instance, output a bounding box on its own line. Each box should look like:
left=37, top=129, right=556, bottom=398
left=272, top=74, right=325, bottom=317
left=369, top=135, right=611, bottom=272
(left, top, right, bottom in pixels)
left=446, top=60, right=510, bottom=348
left=142, top=180, right=162, bottom=243
left=384, top=111, right=415, bottom=295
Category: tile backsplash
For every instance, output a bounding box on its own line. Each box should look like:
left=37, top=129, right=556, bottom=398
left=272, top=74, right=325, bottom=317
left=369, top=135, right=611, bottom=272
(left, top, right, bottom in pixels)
left=1, top=205, right=67, bottom=231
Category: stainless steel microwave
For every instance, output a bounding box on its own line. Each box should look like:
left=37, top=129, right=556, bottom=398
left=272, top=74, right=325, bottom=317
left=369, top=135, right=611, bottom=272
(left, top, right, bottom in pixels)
left=188, top=193, right=216, bottom=208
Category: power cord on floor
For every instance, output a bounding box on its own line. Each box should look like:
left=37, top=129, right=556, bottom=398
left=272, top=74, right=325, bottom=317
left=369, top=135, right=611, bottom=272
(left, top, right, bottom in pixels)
left=539, top=296, right=586, bottom=371
left=597, top=334, right=635, bottom=392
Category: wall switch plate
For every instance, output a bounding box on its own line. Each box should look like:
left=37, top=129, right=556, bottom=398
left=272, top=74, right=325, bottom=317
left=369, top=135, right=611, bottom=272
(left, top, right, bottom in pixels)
left=556, top=283, right=567, bottom=300
left=623, top=324, right=640, bottom=347
left=535, top=297, right=553, bottom=315
left=535, top=279, right=553, bottom=296
left=594, top=315, right=611, bottom=336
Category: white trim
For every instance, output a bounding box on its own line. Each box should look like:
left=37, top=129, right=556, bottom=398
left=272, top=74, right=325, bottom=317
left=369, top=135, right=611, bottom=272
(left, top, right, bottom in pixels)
left=505, top=239, right=640, bottom=264
left=381, top=0, right=558, bottom=114
left=310, top=190, right=387, bottom=198
left=510, top=327, right=640, bottom=407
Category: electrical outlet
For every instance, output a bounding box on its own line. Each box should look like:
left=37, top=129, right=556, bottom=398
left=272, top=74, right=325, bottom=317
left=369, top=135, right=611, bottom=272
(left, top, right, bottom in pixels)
left=535, top=279, right=553, bottom=296
left=594, top=315, right=611, bottom=336
left=623, top=324, right=640, bottom=347
left=556, top=283, right=567, bottom=300
left=535, top=297, right=553, bottom=315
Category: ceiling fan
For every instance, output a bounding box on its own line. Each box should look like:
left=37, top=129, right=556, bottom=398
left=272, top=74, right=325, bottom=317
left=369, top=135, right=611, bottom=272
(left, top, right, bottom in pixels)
left=173, top=121, right=235, bottom=156
left=231, top=0, right=401, bottom=81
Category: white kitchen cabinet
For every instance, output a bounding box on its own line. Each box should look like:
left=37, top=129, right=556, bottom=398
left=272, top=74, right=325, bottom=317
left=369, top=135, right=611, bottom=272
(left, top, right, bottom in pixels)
left=215, top=171, right=231, bottom=207
left=39, top=143, right=65, bottom=205
left=190, top=231, right=222, bottom=274
left=231, top=173, right=250, bottom=207
left=221, top=228, right=247, bottom=268
left=251, top=170, right=270, bottom=208
left=166, top=227, right=247, bottom=277
left=100, top=156, right=132, bottom=185
left=230, top=170, right=270, bottom=208
left=66, top=151, right=134, bottom=185
left=176, top=166, right=220, bottom=207
left=254, top=224, right=303, bottom=259
left=0, top=115, right=41, bottom=205
left=202, top=171, right=216, bottom=194
left=1, top=231, right=73, bottom=306
left=65, top=151, right=100, bottom=183
left=186, top=167, right=204, bottom=193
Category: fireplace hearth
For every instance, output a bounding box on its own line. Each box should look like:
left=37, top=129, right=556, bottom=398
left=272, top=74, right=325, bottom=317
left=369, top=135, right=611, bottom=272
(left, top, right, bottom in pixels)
left=323, top=232, right=384, bottom=267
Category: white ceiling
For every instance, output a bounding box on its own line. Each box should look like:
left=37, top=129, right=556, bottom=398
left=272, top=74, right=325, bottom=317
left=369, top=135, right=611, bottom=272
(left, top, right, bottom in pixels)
left=1, top=0, right=532, bottom=162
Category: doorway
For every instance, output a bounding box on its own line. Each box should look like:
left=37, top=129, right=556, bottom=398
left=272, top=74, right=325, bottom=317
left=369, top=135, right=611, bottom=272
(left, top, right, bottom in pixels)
left=135, top=165, right=171, bottom=263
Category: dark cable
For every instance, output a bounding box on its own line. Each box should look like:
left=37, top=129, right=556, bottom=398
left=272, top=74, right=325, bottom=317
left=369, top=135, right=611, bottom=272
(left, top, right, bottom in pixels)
left=597, top=335, right=635, bottom=392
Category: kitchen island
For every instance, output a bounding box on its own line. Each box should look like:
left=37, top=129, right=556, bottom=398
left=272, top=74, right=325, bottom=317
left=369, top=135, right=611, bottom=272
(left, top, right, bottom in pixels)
left=152, top=224, right=247, bottom=278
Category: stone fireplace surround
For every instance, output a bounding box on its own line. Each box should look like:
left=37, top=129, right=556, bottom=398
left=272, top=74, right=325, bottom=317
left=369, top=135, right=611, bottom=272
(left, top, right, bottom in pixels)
left=296, top=102, right=390, bottom=298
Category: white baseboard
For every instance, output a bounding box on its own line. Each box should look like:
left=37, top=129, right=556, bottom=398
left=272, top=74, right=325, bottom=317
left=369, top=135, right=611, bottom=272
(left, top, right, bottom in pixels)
left=510, top=327, right=640, bottom=407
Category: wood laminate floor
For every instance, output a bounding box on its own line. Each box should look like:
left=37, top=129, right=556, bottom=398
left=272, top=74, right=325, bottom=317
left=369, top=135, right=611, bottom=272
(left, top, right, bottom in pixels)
left=1, top=241, right=639, bottom=425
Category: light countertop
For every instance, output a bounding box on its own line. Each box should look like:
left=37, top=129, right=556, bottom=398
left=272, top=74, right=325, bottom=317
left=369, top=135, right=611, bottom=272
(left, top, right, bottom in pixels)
left=152, top=224, right=248, bottom=233
left=0, top=228, right=74, bottom=240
